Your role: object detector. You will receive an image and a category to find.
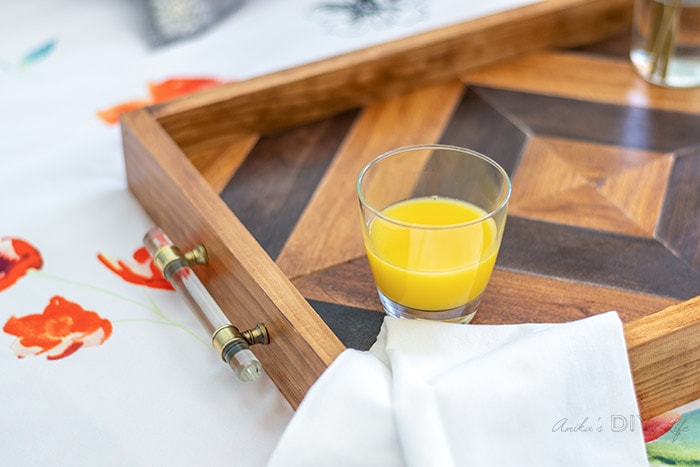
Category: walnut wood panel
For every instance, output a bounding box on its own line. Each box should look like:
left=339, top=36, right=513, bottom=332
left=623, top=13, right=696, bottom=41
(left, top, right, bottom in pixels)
left=499, top=217, right=700, bottom=300
left=469, top=87, right=700, bottom=151
left=438, top=88, right=527, bottom=174
left=221, top=110, right=359, bottom=260
left=123, top=15, right=700, bottom=414
left=657, top=149, right=700, bottom=267
left=309, top=299, right=385, bottom=352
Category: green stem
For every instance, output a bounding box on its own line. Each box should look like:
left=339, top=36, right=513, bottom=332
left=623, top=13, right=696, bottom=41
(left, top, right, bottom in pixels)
left=28, top=269, right=205, bottom=346
left=30, top=269, right=151, bottom=310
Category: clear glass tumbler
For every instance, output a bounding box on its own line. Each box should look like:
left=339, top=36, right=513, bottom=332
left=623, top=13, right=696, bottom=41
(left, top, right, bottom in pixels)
left=631, top=0, right=700, bottom=87
left=357, top=144, right=511, bottom=323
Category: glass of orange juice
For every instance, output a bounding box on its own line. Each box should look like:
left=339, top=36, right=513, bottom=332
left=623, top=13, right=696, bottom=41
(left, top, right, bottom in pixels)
left=357, top=144, right=511, bottom=323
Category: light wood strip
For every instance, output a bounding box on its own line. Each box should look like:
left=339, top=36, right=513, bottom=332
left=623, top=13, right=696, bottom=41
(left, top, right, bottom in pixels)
left=512, top=184, right=650, bottom=236
left=520, top=136, right=668, bottom=182
left=276, top=81, right=465, bottom=280
left=510, top=137, right=671, bottom=235
left=479, top=269, right=677, bottom=325
left=510, top=137, right=591, bottom=209
left=600, top=155, right=673, bottom=236
left=187, top=132, right=259, bottom=193
left=462, top=52, right=700, bottom=113
left=625, top=295, right=700, bottom=418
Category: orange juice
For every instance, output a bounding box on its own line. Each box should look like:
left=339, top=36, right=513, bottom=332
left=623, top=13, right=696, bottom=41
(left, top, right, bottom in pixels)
left=364, top=196, right=500, bottom=311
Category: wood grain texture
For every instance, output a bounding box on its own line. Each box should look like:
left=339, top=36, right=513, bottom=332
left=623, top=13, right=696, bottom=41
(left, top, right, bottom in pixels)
left=499, top=216, right=700, bottom=300
left=598, top=155, right=673, bottom=236
left=122, top=108, right=344, bottom=408
left=187, top=132, right=259, bottom=193
left=221, top=110, right=358, bottom=259
left=625, top=296, right=700, bottom=419
left=472, top=87, right=700, bottom=151
left=510, top=136, right=673, bottom=236
left=656, top=148, right=700, bottom=267
left=276, top=81, right=464, bottom=280
left=293, top=257, right=677, bottom=324
left=309, top=299, right=384, bottom=351
left=151, top=0, right=632, bottom=152
left=462, top=51, right=700, bottom=113
left=438, top=88, right=526, bottom=174
left=514, top=184, right=652, bottom=236
left=477, top=269, right=677, bottom=325
left=293, top=257, right=383, bottom=312
left=124, top=15, right=700, bottom=413
left=573, top=30, right=631, bottom=57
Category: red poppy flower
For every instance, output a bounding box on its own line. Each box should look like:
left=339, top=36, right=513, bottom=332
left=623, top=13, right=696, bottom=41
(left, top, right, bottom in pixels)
left=97, top=77, right=224, bottom=125
left=96, top=99, right=150, bottom=125
left=3, top=295, right=112, bottom=360
left=97, top=246, right=173, bottom=290
left=148, top=77, right=223, bottom=102
left=643, top=411, right=681, bottom=442
left=0, top=237, right=43, bottom=291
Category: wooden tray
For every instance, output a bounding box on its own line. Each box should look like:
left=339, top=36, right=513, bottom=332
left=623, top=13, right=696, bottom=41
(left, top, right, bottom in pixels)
left=120, top=0, right=700, bottom=417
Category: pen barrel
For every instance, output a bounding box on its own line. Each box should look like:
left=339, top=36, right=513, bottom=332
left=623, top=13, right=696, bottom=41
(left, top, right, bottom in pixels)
left=143, top=227, right=263, bottom=382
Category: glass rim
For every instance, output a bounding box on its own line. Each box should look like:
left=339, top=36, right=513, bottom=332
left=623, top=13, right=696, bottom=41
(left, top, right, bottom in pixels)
left=357, top=144, right=512, bottom=230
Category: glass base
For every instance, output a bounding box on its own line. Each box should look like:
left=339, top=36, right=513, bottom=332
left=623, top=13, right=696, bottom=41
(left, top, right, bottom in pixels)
left=630, top=48, right=700, bottom=88
left=377, top=289, right=481, bottom=324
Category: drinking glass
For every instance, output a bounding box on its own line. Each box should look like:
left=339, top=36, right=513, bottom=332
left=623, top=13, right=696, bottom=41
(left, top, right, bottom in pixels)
left=357, top=144, right=511, bottom=323
left=631, top=0, right=700, bottom=87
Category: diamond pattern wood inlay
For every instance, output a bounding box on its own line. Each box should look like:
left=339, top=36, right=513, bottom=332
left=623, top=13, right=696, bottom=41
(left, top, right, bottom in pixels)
left=214, top=43, right=700, bottom=337
left=510, top=136, right=674, bottom=236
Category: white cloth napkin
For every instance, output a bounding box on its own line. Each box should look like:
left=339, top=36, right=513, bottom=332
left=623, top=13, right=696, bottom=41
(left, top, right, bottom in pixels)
left=268, top=312, right=648, bottom=466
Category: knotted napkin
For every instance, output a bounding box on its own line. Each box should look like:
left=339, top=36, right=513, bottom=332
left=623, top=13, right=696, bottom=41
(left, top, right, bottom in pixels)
left=268, top=311, right=648, bottom=466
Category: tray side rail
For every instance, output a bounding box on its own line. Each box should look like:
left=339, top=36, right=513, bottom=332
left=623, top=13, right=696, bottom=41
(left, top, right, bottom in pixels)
left=625, top=295, right=700, bottom=419
left=121, top=107, right=345, bottom=408
left=151, top=0, right=634, bottom=153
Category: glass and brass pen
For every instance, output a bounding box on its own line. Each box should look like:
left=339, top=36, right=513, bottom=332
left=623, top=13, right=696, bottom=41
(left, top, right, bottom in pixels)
left=143, top=227, right=268, bottom=382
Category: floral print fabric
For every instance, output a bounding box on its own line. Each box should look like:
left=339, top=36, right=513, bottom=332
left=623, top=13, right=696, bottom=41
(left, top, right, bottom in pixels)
left=2, top=237, right=174, bottom=361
